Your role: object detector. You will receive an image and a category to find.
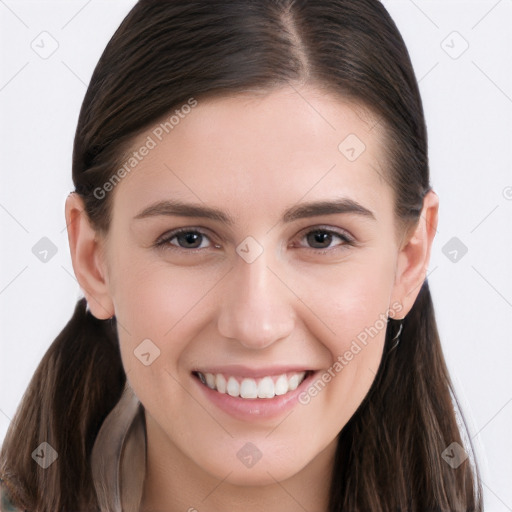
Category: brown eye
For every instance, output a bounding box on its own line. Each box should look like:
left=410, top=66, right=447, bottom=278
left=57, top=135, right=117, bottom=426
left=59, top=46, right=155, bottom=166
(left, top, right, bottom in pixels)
left=154, top=226, right=355, bottom=255
left=155, top=228, right=214, bottom=251
left=299, top=227, right=354, bottom=254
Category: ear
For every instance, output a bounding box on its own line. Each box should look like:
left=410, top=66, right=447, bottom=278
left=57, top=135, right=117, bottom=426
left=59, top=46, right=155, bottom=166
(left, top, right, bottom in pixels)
left=390, top=189, right=439, bottom=318
left=64, top=192, right=115, bottom=320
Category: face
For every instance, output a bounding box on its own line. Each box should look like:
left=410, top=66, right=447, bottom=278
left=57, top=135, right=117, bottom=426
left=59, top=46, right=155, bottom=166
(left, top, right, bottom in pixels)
left=97, top=86, right=408, bottom=485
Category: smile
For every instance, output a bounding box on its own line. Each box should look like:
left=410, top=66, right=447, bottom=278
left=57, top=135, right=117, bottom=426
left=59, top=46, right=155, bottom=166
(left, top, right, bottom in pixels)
left=193, top=370, right=311, bottom=399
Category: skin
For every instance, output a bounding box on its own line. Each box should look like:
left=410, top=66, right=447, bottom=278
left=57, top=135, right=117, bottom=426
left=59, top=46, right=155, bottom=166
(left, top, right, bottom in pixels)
left=65, top=85, right=438, bottom=512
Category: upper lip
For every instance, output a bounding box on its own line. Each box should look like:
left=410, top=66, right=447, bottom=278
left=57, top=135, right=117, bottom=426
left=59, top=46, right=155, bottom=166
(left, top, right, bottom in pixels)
left=192, top=365, right=315, bottom=379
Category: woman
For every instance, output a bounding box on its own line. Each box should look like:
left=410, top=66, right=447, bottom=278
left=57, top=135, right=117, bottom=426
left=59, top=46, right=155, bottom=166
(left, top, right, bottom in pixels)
left=0, top=0, right=483, bottom=510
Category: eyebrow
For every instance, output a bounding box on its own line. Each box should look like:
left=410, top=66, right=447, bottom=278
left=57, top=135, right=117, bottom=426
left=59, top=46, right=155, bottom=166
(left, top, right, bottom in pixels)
left=133, top=197, right=376, bottom=224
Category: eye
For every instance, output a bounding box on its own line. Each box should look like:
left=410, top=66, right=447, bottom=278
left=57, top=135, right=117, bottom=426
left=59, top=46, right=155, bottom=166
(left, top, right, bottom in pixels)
left=154, top=225, right=354, bottom=255
left=296, top=226, right=355, bottom=254
left=155, top=228, right=216, bottom=251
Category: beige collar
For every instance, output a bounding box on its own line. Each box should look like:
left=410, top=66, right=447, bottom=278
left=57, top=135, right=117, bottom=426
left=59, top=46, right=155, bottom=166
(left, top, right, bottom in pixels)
left=90, top=381, right=146, bottom=511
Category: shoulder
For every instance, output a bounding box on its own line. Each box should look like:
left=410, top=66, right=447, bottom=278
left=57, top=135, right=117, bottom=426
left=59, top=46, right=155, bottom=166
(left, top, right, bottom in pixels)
left=0, top=478, right=27, bottom=512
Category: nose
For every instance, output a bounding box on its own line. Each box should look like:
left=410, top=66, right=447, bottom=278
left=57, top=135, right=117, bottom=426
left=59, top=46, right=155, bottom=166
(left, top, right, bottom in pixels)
left=216, top=245, right=295, bottom=350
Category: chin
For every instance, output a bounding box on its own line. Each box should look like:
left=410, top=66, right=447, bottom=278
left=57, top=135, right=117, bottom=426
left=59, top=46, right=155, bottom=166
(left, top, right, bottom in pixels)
left=198, top=449, right=309, bottom=487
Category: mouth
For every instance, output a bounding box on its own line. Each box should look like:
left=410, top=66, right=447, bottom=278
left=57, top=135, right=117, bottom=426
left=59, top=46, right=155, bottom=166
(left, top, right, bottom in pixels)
left=190, top=365, right=320, bottom=420
left=192, top=369, right=313, bottom=399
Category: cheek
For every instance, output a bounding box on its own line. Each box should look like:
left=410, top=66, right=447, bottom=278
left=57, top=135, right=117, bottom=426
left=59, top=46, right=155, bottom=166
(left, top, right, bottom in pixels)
left=113, top=250, right=221, bottom=333
left=293, top=253, right=395, bottom=420
left=112, top=259, right=224, bottom=391
left=295, top=250, right=395, bottom=352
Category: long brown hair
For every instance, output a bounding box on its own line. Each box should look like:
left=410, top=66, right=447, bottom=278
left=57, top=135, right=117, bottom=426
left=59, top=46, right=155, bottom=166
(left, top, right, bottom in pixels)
left=1, top=1, right=483, bottom=510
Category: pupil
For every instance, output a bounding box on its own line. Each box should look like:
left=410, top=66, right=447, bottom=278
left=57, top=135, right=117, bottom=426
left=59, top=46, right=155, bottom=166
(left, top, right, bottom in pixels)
left=182, top=232, right=200, bottom=248
left=309, top=231, right=330, bottom=249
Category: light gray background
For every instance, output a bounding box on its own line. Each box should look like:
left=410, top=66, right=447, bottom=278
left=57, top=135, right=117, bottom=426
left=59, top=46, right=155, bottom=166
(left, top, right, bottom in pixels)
left=1, top=0, right=511, bottom=509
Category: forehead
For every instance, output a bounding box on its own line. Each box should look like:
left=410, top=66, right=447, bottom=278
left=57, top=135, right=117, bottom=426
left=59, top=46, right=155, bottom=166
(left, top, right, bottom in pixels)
left=111, top=85, right=392, bottom=224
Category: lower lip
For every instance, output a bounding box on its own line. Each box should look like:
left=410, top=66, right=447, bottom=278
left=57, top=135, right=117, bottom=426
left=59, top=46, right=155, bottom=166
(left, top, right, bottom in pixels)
left=191, top=371, right=319, bottom=422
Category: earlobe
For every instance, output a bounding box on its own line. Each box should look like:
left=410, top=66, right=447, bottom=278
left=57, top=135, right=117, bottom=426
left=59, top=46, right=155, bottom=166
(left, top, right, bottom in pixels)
left=390, top=190, right=439, bottom=317
left=64, top=192, right=115, bottom=320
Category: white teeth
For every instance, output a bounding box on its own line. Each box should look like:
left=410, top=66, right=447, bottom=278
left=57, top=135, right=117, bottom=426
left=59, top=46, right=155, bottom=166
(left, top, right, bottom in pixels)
left=205, top=373, right=216, bottom=389
left=274, top=375, right=288, bottom=395
left=215, top=373, right=227, bottom=393
left=196, top=371, right=308, bottom=399
left=257, top=376, right=275, bottom=398
left=288, top=373, right=301, bottom=391
left=240, top=378, right=258, bottom=398
left=227, top=376, right=240, bottom=397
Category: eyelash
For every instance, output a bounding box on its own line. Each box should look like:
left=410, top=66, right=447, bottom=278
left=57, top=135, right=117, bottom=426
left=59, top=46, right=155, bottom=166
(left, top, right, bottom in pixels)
left=154, top=225, right=355, bottom=255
